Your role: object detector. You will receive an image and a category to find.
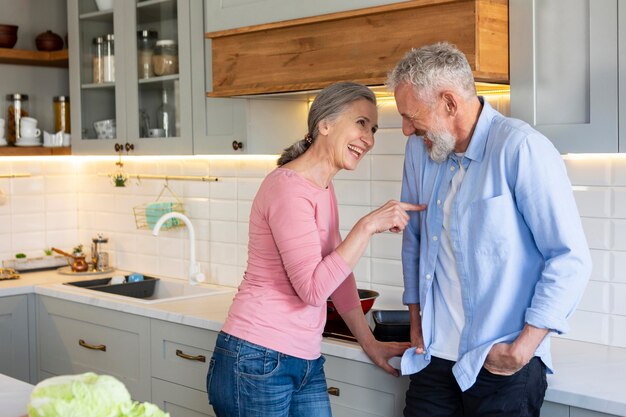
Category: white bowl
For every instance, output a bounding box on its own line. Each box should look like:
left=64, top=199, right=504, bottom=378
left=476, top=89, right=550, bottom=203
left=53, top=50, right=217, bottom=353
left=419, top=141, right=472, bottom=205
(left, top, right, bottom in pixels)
left=93, top=119, right=116, bottom=139
left=95, top=0, right=114, bottom=11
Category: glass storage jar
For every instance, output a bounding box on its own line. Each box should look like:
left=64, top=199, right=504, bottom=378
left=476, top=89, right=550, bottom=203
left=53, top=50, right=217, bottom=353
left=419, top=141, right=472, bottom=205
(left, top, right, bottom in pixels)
left=152, top=40, right=178, bottom=76
left=53, top=96, right=70, bottom=133
left=92, top=36, right=104, bottom=84
left=103, top=34, right=115, bottom=82
left=5, top=94, right=29, bottom=145
left=137, top=30, right=157, bottom=79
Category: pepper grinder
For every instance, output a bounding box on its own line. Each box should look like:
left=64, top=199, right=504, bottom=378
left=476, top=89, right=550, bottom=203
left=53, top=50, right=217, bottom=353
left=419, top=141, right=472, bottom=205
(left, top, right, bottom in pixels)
left=91, top=233, right=110, bottom=271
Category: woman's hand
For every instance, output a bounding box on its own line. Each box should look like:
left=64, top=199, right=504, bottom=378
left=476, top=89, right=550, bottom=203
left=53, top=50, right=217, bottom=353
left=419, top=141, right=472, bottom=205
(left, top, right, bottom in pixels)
left=362, top=340, right=411, bottom=377
left=360, top=200, right=426, bottom=235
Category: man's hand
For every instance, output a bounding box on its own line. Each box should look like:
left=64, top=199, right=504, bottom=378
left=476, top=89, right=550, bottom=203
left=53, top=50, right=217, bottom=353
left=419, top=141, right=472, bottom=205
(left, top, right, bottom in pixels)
left=484, top=324, right=549, bottom=376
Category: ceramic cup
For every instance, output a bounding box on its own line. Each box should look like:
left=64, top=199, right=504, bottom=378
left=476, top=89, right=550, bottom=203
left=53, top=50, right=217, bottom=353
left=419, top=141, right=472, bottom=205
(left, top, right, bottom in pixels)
left=148, top=128, right=165, bottom=137
left=20, top=117, right=40, bottom=138
left=62, top=132, right=71, bottom=147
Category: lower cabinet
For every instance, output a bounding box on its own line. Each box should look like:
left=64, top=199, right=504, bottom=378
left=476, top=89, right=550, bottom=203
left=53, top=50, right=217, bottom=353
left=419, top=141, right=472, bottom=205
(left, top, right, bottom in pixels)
left=36, top=296, right=151, bottom=401
left=150, top=319, right=217, bottom=417
left=0, top=294, right=31, bottom=382
left=541, top=401, right=621, bottom=417
left=324, top=354, right=409, bottom=417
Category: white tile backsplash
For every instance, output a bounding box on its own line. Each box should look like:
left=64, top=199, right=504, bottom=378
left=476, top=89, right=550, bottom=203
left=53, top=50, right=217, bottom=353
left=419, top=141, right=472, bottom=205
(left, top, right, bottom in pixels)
left=1, top=148, right=625, bottom=348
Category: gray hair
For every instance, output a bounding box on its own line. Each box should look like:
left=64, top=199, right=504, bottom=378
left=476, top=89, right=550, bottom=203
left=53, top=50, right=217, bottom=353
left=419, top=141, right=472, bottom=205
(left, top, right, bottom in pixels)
left=277, top=82, right=376, bottom=166
left=386, top=42, right=476, bottom=104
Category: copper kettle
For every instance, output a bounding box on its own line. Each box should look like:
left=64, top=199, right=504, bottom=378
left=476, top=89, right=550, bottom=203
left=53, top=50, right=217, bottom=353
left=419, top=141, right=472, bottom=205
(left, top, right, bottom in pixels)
left=51, top=247, right=89, bottom=272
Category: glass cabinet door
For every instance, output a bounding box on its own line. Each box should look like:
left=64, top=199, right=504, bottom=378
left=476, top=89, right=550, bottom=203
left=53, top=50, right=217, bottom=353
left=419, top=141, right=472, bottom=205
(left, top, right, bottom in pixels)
left=126, top=0, right=193, bottom=154
left=69, top=0, right=192, bottom=155
left=74, top=0, right=125, bottom=144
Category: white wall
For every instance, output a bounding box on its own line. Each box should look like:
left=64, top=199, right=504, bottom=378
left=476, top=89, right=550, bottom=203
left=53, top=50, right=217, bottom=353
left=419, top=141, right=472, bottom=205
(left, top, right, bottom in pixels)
left=0, top=92, right=621, bottom=348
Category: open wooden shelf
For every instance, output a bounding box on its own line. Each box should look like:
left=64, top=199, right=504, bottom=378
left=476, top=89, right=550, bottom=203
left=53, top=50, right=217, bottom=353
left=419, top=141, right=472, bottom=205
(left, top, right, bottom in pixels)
left=0, top=147, right=71, bottom=156
left=0, top=48, right=69, bottom=68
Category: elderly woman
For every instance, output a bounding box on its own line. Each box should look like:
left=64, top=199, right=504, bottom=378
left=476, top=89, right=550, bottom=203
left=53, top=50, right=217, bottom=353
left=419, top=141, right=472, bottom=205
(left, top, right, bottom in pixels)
left=207, top=82, right=425, bottom=417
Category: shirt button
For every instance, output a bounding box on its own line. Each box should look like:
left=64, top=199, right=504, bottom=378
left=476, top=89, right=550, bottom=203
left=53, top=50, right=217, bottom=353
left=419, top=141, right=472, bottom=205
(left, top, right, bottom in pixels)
left=425, top=274, right=432, bottom=280
left=432, top=236, right=438, bottom=241
left=437, top=199, right=441, bottom=205
left=450, top=166, right=455, bottom=171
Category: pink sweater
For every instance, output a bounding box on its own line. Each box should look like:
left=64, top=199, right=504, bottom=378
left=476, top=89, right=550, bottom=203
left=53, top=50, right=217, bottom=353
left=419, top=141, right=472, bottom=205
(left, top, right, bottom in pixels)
left=222, top=168, right=361, bottom=359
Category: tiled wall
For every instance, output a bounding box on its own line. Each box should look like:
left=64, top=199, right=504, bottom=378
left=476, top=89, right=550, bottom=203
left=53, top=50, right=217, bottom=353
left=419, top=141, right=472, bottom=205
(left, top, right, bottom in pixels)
left=0, top=94, right=622, bottom=347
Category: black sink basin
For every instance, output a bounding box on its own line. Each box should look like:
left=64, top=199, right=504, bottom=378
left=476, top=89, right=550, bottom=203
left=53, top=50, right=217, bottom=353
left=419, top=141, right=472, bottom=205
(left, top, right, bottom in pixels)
left=64, top=275, right=159, bottom=299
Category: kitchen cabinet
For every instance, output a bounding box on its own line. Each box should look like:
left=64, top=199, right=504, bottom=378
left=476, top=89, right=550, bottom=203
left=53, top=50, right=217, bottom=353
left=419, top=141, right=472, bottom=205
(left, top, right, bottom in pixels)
left=0, top=295, right=31, bottom=383
left=204, top=0, right=405, bottom=32
left=150, top=320, right=216, bottom=416
left=324, top=354, right=408, bottom=417
left=188, top=0, right=248, bottom=156
left=190, top=0, right=308, bottom=154
left=36, top=296, right=151, bottom=401
left=541, top=401, right=621, bottom=417
left=509, top=0, right=619, bottom=153
left=67, top=0, right=194, bottom=155
left=205, top=0, right=508, bottom=97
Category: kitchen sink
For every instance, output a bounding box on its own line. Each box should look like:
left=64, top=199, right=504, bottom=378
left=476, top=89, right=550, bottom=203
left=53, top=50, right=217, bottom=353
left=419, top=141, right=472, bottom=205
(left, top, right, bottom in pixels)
left=63, top=275, right=233, bottom=304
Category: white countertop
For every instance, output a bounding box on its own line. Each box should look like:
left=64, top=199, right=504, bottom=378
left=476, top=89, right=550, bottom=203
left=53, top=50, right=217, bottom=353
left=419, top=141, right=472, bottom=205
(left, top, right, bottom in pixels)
left=0, top=373, right=33, bottom=417
left=1, top=270, right=625, bottom=416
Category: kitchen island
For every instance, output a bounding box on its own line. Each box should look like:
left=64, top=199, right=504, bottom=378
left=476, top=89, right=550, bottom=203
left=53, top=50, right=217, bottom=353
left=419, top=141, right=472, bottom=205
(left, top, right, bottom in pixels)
left=0, top=270, right=625, bottom=416
left=0, top=373, right=34, bottom=417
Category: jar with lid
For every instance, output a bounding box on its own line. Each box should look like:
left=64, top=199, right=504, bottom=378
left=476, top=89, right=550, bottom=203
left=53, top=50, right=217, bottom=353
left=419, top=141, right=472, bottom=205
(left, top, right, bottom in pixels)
left=5, top=94, right=29, bottom=145
left=152, top=40, right=178, bottom=76
left=103, top=34, right=115, bottom=82
left=137, top=30, right=157, bottom=79
left=92, top=36, right=104, bottom=84
left=53, top=96, right=70, bottom=133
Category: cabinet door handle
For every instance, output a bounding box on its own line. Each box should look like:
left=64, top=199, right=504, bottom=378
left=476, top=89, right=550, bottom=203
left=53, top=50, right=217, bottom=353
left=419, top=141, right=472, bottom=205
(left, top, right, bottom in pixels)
left=232, top=140, right=244, bottom=151
left=79, top=339, right=106, bottom=351
left=176, top=349, right=206, bottom=363
left=327, top=387, right=340, bottom=396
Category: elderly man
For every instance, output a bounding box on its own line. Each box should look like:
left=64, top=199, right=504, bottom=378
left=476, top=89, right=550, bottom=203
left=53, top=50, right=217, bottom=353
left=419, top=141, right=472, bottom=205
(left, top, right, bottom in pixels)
left=387, top=42, right=591, bottom=417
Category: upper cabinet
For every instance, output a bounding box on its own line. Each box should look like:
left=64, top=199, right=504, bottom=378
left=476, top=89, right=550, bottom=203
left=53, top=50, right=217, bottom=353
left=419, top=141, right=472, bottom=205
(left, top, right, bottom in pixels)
left=191, top=0, right=308, bottom=154
left=68, top=0, right=194, bottom=155
left=510, top=0, right=619, bottom=153
left=205, top=0, right=509, bottom=97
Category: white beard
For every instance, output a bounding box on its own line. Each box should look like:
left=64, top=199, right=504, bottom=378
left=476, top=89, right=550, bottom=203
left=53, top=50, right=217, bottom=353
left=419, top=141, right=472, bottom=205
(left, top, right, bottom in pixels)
left=426, top=128, right=456, bottom=163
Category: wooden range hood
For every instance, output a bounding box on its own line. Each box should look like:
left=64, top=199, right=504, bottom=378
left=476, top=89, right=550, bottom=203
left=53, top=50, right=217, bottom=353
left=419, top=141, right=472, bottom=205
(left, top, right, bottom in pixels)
left=206, top=0, right=508, bottom=97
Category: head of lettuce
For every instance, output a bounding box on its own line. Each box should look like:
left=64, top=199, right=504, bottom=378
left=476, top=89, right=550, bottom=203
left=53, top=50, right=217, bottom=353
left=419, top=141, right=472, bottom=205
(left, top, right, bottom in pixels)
left=27, top=372, right=169, bottom=417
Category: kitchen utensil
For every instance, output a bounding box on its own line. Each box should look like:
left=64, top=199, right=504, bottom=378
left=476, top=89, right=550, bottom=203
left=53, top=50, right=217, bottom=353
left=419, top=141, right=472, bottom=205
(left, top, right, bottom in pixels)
left=35, top=30, right=64, bottom=51
left=326, top=289, right=379, bottom=322
left=51, top=247, right=89, bottom=273
left=91, top=233, right=109, bottom=271
left=0, top=24, right=18, bottom=48
left=371, top=309, right=410, bottom=342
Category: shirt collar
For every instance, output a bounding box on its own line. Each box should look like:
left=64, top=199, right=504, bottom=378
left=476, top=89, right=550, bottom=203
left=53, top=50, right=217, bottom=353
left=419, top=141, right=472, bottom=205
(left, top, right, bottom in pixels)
left=463, top=97, right=497, bottom=163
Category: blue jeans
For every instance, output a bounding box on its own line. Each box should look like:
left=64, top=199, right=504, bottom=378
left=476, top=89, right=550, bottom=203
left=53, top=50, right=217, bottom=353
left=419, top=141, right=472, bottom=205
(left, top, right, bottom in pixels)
left=207, top=331, right=332, bottom=417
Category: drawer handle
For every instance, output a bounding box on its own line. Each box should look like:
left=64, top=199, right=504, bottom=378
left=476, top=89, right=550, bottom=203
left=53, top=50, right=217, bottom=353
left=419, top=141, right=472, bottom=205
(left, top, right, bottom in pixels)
left=176, top=349, right=206, bottom=363
left=79, top=339, right=106, bottom=352
left=327, top=387, right=340, bottom=396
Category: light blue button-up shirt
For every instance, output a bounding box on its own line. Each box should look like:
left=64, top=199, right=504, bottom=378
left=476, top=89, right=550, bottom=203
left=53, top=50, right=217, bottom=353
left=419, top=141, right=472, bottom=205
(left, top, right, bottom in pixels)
left=400, top=99, right=592, bottom=391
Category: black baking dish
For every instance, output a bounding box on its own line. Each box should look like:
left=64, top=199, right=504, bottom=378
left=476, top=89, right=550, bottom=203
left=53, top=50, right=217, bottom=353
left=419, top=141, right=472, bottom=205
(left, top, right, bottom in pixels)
left=372, top=309, right=411, bottom=342
left=64, top=275, right=159, bottom=299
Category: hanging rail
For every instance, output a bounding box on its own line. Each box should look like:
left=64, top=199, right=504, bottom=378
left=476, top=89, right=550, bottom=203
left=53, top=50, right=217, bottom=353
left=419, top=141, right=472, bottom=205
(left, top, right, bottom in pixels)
left=0, top=173, right=31, bottom=178
left=98, top=173, right=219, bottom=182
